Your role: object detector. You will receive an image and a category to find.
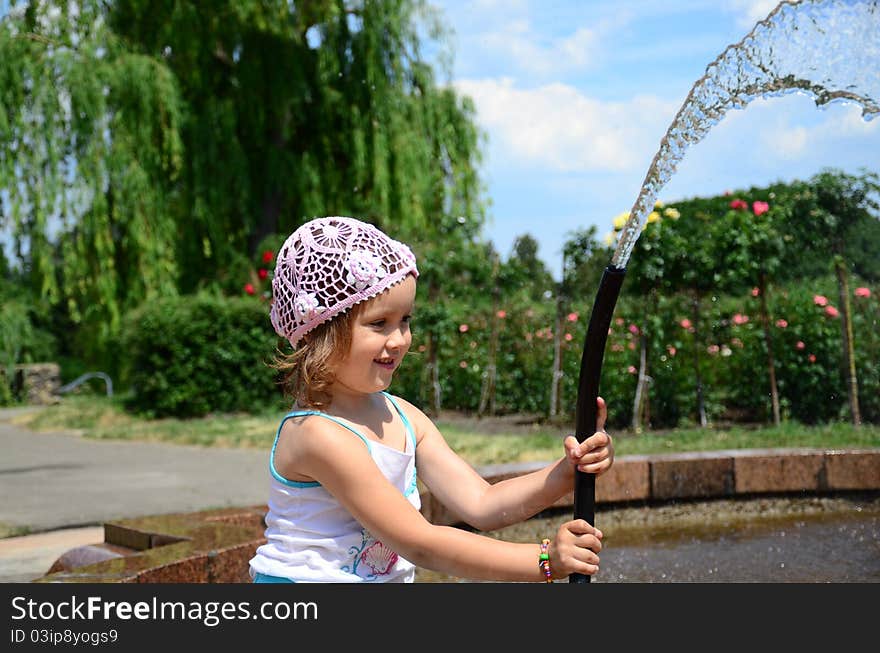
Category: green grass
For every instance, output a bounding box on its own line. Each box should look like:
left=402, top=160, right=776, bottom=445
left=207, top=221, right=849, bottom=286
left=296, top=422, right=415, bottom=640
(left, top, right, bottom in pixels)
left=10, top=395, right=280, bottom=450
left=10, top=395, right=880, bottom=467
left=437, top=420, right=880, bottom=463
left=0, top=522, right=31, bottom=539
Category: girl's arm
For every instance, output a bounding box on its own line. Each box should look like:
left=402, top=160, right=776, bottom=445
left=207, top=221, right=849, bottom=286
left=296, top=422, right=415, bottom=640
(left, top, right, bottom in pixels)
left=397, top=396, right=612, bottom=532
left=277, top=416, right=601, bottom=582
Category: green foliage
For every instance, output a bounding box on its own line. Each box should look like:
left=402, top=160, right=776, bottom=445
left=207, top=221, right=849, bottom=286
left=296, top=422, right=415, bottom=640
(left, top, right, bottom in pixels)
left=120, top=292, right=282, bottom=418
left=0, top=279, right=58, bottom=404
left=2, top=0, right=487, bottom=372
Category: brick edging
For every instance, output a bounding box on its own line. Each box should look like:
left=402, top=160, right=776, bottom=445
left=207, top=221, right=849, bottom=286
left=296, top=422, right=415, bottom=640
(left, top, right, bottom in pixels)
left=419, top=448, right=880, bottom=525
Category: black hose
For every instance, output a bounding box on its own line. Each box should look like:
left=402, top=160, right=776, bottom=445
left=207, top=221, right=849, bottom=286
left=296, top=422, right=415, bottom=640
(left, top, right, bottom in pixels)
left=569, top=265, right=627, bottom=584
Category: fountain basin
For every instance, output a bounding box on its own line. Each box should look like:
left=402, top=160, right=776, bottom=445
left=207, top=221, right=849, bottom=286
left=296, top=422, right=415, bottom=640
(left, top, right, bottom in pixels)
left=35, top=447, right=880, bottom=583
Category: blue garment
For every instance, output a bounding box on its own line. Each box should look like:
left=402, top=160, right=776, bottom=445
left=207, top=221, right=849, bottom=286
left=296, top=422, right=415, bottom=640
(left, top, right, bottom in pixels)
left=248, top=392, right=420, bottom=583
left=253, top=572, right=295, bottom=583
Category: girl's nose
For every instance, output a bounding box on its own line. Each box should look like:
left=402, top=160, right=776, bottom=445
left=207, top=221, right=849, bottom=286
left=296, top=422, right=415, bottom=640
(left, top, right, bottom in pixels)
left=387, top=326, right=408, bottom=349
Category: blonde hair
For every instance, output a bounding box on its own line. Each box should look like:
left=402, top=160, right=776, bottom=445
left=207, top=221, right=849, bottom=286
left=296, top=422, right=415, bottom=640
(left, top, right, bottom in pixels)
left=273, top=303, right=362, bottom=410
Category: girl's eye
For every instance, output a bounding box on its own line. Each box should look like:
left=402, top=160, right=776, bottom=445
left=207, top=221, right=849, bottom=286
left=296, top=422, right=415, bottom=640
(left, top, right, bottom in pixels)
left=370, top=320, right=386, bottom=328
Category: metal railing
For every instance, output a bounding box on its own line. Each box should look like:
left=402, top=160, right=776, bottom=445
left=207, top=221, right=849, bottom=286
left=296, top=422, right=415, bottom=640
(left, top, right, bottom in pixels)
left=56, top=372, right=113, bottom=397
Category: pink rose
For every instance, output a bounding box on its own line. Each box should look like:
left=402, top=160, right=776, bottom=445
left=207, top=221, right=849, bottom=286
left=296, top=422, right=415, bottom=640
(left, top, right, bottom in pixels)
left=813, top=295, right=828, bottom=307
left=667, top=346, right=676, bottom=357
left=796, top=341, right=805, bottom=350
left=729, top=199, right=748, bottom=211
left=854, top=287, right=871, bottom=298
left=459, top=324, right=469, bottom=333
left=775, top=319, right=788, bottom=328
left=824, top=305, right=839, bottom=318
left=707, top=344, right=720, bottom=354
left=680, top=318, right=692, bottom=329
left=752, top=201, right=770, bottom=216
left=564, top=333, right=573, bottom=342
left=567, top=312, right=579, bottom=322
left=732, top=313, right=749, bottom=325
left=751, top=287, right=760, bottom=297
left=627, top=366, right=637, bottom=374
left=496, top=310, right=507, bottom=319
left=808, top=354, right=816, bottom=363
left=628, top=324, right=640, bottom=335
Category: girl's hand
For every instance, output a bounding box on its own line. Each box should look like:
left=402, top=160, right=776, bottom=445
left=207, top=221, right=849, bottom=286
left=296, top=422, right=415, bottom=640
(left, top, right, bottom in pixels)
left=563, top=396, right=614, bottom=476
left=549, top=519, right=603, bottom=579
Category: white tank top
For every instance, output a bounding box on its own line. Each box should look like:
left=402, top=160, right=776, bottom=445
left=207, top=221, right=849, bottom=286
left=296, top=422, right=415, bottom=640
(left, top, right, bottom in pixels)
left=248, top=392, right=420, bottom=582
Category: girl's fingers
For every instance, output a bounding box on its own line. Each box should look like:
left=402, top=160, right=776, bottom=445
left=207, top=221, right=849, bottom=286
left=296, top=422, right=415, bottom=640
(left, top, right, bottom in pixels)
left=596, top=395, right=607, bottom=432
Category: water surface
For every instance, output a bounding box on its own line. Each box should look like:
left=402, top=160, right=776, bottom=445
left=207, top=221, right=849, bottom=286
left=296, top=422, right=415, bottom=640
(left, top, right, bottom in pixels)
left=415, top=494, right=880, bottom=583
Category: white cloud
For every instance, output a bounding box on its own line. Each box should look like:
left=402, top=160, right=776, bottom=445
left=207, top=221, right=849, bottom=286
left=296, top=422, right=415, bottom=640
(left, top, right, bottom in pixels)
left=765, top=124, right=809, bottom=159
left=454, top=77, right=679, bottom=172
left=726, top=0, right=785, bottom=28
left=762, top=101, right=880, bottom=160
left=478, top=20, right=601, bottom=77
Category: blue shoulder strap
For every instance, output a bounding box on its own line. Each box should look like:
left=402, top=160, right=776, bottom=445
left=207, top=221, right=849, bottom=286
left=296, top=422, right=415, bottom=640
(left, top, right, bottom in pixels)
left=270, top=395, right=417, bottom=489
left=269, top=410, right=371, bottom=487
left=381, top=391, right=418, bottom=452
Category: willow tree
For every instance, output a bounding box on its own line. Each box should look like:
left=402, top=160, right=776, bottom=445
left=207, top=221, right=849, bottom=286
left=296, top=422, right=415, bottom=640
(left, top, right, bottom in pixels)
left=0, top=2, right=184, bottom=362
left=1, top=0, right=486, bottom=368
left=107, top=0, right=484, bottom=277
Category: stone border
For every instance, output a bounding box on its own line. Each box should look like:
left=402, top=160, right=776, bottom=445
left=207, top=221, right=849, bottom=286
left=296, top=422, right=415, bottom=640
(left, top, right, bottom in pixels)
left=421, top=447, right=880, bottom=524
left=35, top=448, right=880, bottom=583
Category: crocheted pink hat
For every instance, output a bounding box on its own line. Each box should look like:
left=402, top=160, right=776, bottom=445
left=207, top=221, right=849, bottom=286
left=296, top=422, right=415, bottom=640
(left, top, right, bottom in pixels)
left=270, top=216, right=419, bottom=346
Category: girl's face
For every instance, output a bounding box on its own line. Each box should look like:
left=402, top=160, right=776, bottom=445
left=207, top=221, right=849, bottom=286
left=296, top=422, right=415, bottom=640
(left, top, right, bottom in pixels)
left=331, top=275, right=416, bottom=397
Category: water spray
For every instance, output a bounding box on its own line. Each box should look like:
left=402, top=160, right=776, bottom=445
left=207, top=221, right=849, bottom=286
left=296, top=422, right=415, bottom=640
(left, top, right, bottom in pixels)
left=570, top=0, right=878, bottom=583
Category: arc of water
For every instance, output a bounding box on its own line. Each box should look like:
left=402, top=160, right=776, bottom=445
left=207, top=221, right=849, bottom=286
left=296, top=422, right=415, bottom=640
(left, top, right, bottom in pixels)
left=570, top=0, right=879, bottom=583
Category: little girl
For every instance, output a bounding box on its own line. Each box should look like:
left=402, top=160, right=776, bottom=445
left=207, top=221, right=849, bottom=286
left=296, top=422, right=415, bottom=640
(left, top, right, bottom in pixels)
left=248, top=216, right=614, bottom=583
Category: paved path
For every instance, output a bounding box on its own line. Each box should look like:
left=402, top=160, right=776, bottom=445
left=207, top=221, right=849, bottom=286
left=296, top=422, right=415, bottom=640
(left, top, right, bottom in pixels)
left=0, top=409, right=270, bottom=582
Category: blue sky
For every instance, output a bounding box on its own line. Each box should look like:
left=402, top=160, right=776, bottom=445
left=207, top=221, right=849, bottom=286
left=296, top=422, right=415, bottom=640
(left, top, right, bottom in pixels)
left=427, top=0, right=880, bottom=278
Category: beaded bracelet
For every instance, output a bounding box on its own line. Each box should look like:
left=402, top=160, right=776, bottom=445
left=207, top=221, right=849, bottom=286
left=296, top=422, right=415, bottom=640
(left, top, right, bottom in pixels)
left=539, top=538, right=552, bottom=582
